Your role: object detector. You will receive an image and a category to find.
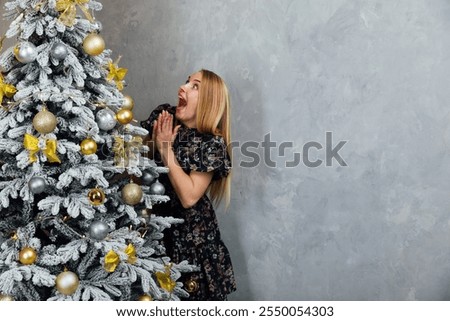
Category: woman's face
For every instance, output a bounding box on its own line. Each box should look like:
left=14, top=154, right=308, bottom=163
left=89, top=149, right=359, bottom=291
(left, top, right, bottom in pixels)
left=176, top=71, right=202, bottom=128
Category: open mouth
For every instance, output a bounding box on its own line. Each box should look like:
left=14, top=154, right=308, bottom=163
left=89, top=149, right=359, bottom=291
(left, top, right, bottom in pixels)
left=177, top=96, right=187, bottom=109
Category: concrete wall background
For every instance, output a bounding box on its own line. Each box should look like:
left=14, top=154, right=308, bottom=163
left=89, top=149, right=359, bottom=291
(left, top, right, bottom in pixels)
left=3, top=0, right=450, bottom=300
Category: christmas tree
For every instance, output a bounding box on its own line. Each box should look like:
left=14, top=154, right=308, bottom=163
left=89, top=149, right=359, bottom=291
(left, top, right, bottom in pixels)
left=0, top=0, right=194, bottom=301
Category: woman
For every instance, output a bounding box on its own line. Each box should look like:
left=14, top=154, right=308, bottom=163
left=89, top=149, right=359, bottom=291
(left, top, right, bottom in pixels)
left=141, top=69, right=236, bottom=300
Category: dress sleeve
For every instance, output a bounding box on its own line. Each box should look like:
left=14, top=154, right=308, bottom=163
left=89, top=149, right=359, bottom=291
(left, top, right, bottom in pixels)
left=140, top=104, right=175, bottom=138
left=189, top=135, right=232, bottom=180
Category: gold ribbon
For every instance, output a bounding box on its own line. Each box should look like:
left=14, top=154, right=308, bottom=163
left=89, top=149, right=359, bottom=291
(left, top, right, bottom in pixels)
left=104, top=244, right=137, bottom=272
left=106, top=61, right=128, bottom=91
left=104, top=250, right=120, bottom=273
left=0, top=74, right=17, bottom=103
left=155, top=264, right=176, bottom=293
left=56, top=0, right=94, bottom=27
left=125, top=243, right=137, bottom=264
left=24, top=133, right=61, bottom=163
left=113, top=136, right=142, bottom=167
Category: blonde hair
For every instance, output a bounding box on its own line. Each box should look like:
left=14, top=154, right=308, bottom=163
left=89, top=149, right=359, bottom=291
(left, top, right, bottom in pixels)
left=196, top=69, right=232, bottom=208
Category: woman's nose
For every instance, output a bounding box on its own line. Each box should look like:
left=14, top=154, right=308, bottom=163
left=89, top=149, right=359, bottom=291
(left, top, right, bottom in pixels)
left=180, top=83, right=190, bottom=92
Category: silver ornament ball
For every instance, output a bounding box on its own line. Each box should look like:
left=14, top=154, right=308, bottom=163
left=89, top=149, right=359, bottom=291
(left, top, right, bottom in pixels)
left=14, top=42, right=38, bottom=63
left=150, top=180, right=165, bottom=195
left=96, top=108, right=117, bottom=131
left=50, top=43, right=68, bottom=60
left=28, top=177, right=46, bottom=194
left=89, top=221, right=109, bottom=240
left=141, top=171, right=156, bottom=185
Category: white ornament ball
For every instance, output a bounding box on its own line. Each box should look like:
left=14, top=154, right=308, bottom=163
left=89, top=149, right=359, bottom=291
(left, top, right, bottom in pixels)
left=96, top=108, right=117, bottom=131
left=89, top=221, right=109, bottom=240
left=55, top=271, right=79, bottom=296
left=14, top=42, right=38, bottom=63
left=50, top=43, right=68, bottom=60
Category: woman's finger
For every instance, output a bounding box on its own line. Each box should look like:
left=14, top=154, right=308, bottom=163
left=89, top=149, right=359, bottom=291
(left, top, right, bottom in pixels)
left=161, top=112, right=167, bottom=127
left=158, top=113, right=163, bottom=133
left=172, top=124, right=181, bottom=141
left=167, top=114, right=173, bottom=131
left=167, top=115, right=173, bottom=132
left=152, top=120, right=157, bottom=138
left=161, top=115, right=166, bottom=131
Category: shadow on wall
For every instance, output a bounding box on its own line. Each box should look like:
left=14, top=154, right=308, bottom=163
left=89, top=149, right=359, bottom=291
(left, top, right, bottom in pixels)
left=223, top=68, right=266, bottom=301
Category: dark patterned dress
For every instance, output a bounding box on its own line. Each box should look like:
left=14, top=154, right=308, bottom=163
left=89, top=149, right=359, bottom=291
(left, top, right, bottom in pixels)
left=141, top=104, right=236, bottom=300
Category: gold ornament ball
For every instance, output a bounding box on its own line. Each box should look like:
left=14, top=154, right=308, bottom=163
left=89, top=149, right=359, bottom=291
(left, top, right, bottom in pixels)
left=121, top=95, right=135, bottom=110
left=116, top=109, right=134, bottom=125
left=33, top=109, right=57, bottom=134
left=80, top=138, right=97, bottom=155
left=0, top=294, right=14, bottom=301
left=19, top=247, right=37, bottom=265
left=185, top=279, right=199, bottom=293
left=138, top=294, right=153, bottom=301
left=121, top=183, right=143, bottom=206
left=55, top=271, right=79, bottom=296
left=83, top=33, right=105, bottom=56
left=88, top=188, right=106, bottom=206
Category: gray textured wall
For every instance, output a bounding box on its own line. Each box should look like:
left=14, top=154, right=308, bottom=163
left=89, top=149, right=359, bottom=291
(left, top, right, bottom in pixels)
left=3, top=0, right=450, bottom=300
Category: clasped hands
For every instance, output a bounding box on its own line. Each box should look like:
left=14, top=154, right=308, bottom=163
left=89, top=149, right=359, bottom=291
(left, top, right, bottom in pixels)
left=152, top=110, right=181, bottom=153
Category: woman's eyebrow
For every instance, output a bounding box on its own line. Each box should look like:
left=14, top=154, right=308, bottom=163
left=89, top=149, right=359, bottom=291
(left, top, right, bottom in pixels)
left=186, top=76, right=201, bottom=83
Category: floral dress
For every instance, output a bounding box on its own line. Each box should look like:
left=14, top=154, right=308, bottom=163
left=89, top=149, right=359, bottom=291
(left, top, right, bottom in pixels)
left=141, top=104, right=236, bottom=300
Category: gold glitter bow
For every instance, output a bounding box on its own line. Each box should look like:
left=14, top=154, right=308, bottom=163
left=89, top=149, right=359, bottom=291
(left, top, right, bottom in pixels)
left=0, top=74, right=17, bottom=104
left=24, top=134, right=61, bottom=163
left=155, top=264, right=176, bottom=293
left=56, top=0, right=94, bottom=27
left=104, top=244, right=138, bottom=272
left=106, top=61, right=128, bottom=91
left=113, top=136, right=142, bottom=167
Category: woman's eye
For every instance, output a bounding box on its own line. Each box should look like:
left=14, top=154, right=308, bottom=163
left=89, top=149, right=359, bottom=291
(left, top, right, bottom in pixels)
left=193, top=84, right=199, bottom=90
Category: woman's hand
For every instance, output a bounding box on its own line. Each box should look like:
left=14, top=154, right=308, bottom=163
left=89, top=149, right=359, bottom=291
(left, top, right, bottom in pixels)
left=153, top=110, right=181, bottom=153
left=152, top=110, right=212, bottom=208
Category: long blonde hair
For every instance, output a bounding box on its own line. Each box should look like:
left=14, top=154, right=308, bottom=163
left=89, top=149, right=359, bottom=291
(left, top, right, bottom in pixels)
left=196, top=69, right=232, bottom=208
